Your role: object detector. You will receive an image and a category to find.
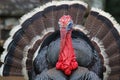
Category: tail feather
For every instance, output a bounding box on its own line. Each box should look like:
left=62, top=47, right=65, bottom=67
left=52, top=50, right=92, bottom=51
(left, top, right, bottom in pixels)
left=110, top=66, right=120, bottom=75
left=84, top=10, right=99, bottom=38
left=91, top=8, right=120, bottom=34
left=105, top=41, right=119, bottom=57
left=85, top=8, right=120, bottom=80
left=12, top=46, right=23, bottom=59
left=108, top=74, right=120, bottom=80
left=69, top=3, right=87, bottom=25
left=4, top=57, right=22, bottom=68
left=101, top=31, right=116, bottom=48
left=0, top=64, right=22, bottom=76
left=3, top=37, right=13, bottom=50
left=109, top=54, right=120, bottom=67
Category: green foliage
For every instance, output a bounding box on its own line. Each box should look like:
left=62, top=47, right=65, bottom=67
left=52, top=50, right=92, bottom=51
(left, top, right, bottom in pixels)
left=105, top=0, right=120, bottom=23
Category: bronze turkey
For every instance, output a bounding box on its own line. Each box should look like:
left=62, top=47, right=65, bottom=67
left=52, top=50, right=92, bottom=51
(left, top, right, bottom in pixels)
left=0, top=1, right=120, bottom=80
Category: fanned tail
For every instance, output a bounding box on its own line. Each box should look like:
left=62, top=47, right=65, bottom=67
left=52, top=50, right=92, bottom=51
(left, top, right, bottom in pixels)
left=84, top=8, right=120, bottom=80
left=0, top=1, right=120, bottom=80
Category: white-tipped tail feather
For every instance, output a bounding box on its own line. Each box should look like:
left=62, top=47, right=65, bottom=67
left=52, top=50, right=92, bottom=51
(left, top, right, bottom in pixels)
left=91, top=8, right=120, bottom=34
left=20, top=1, right=88, bottom=25
left=91, top=37, right=111, bottom=80
left=1, top=37, right=13, bottom=63
left=0, top=50, right=8, bottom=62
left=74, top=25, right=89, bottom=35
left=0, top=64, right=4, bottom=76
left=3, top=37, right=12, bottom=50
left=22, top=27, right=54, bottom=80
left=22, top=36, right=41, bottom=80
left=9, top=25, right=22, bottom=36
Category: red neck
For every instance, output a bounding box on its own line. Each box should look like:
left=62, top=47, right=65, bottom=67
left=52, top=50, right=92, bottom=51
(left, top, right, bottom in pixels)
left=56, top=29, right=78, bottom=75
left=60, top=28, right=67, bottom=52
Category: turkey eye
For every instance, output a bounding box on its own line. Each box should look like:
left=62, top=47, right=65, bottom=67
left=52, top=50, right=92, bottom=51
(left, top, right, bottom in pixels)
left=67, top=22, right=73, bottom=29
left=68, top=23, right=73, bottom=28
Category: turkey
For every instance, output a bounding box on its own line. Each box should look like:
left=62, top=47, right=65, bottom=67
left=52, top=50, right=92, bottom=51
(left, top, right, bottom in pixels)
left=0, top=1, right=120, bottom=80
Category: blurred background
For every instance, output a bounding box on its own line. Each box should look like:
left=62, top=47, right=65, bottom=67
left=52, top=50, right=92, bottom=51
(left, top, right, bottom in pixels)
left=0, top=0, right=120, bottom=80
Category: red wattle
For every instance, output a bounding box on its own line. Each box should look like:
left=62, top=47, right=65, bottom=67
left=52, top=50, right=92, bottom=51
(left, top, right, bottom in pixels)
left=56, top=29, right=78, bottom=75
